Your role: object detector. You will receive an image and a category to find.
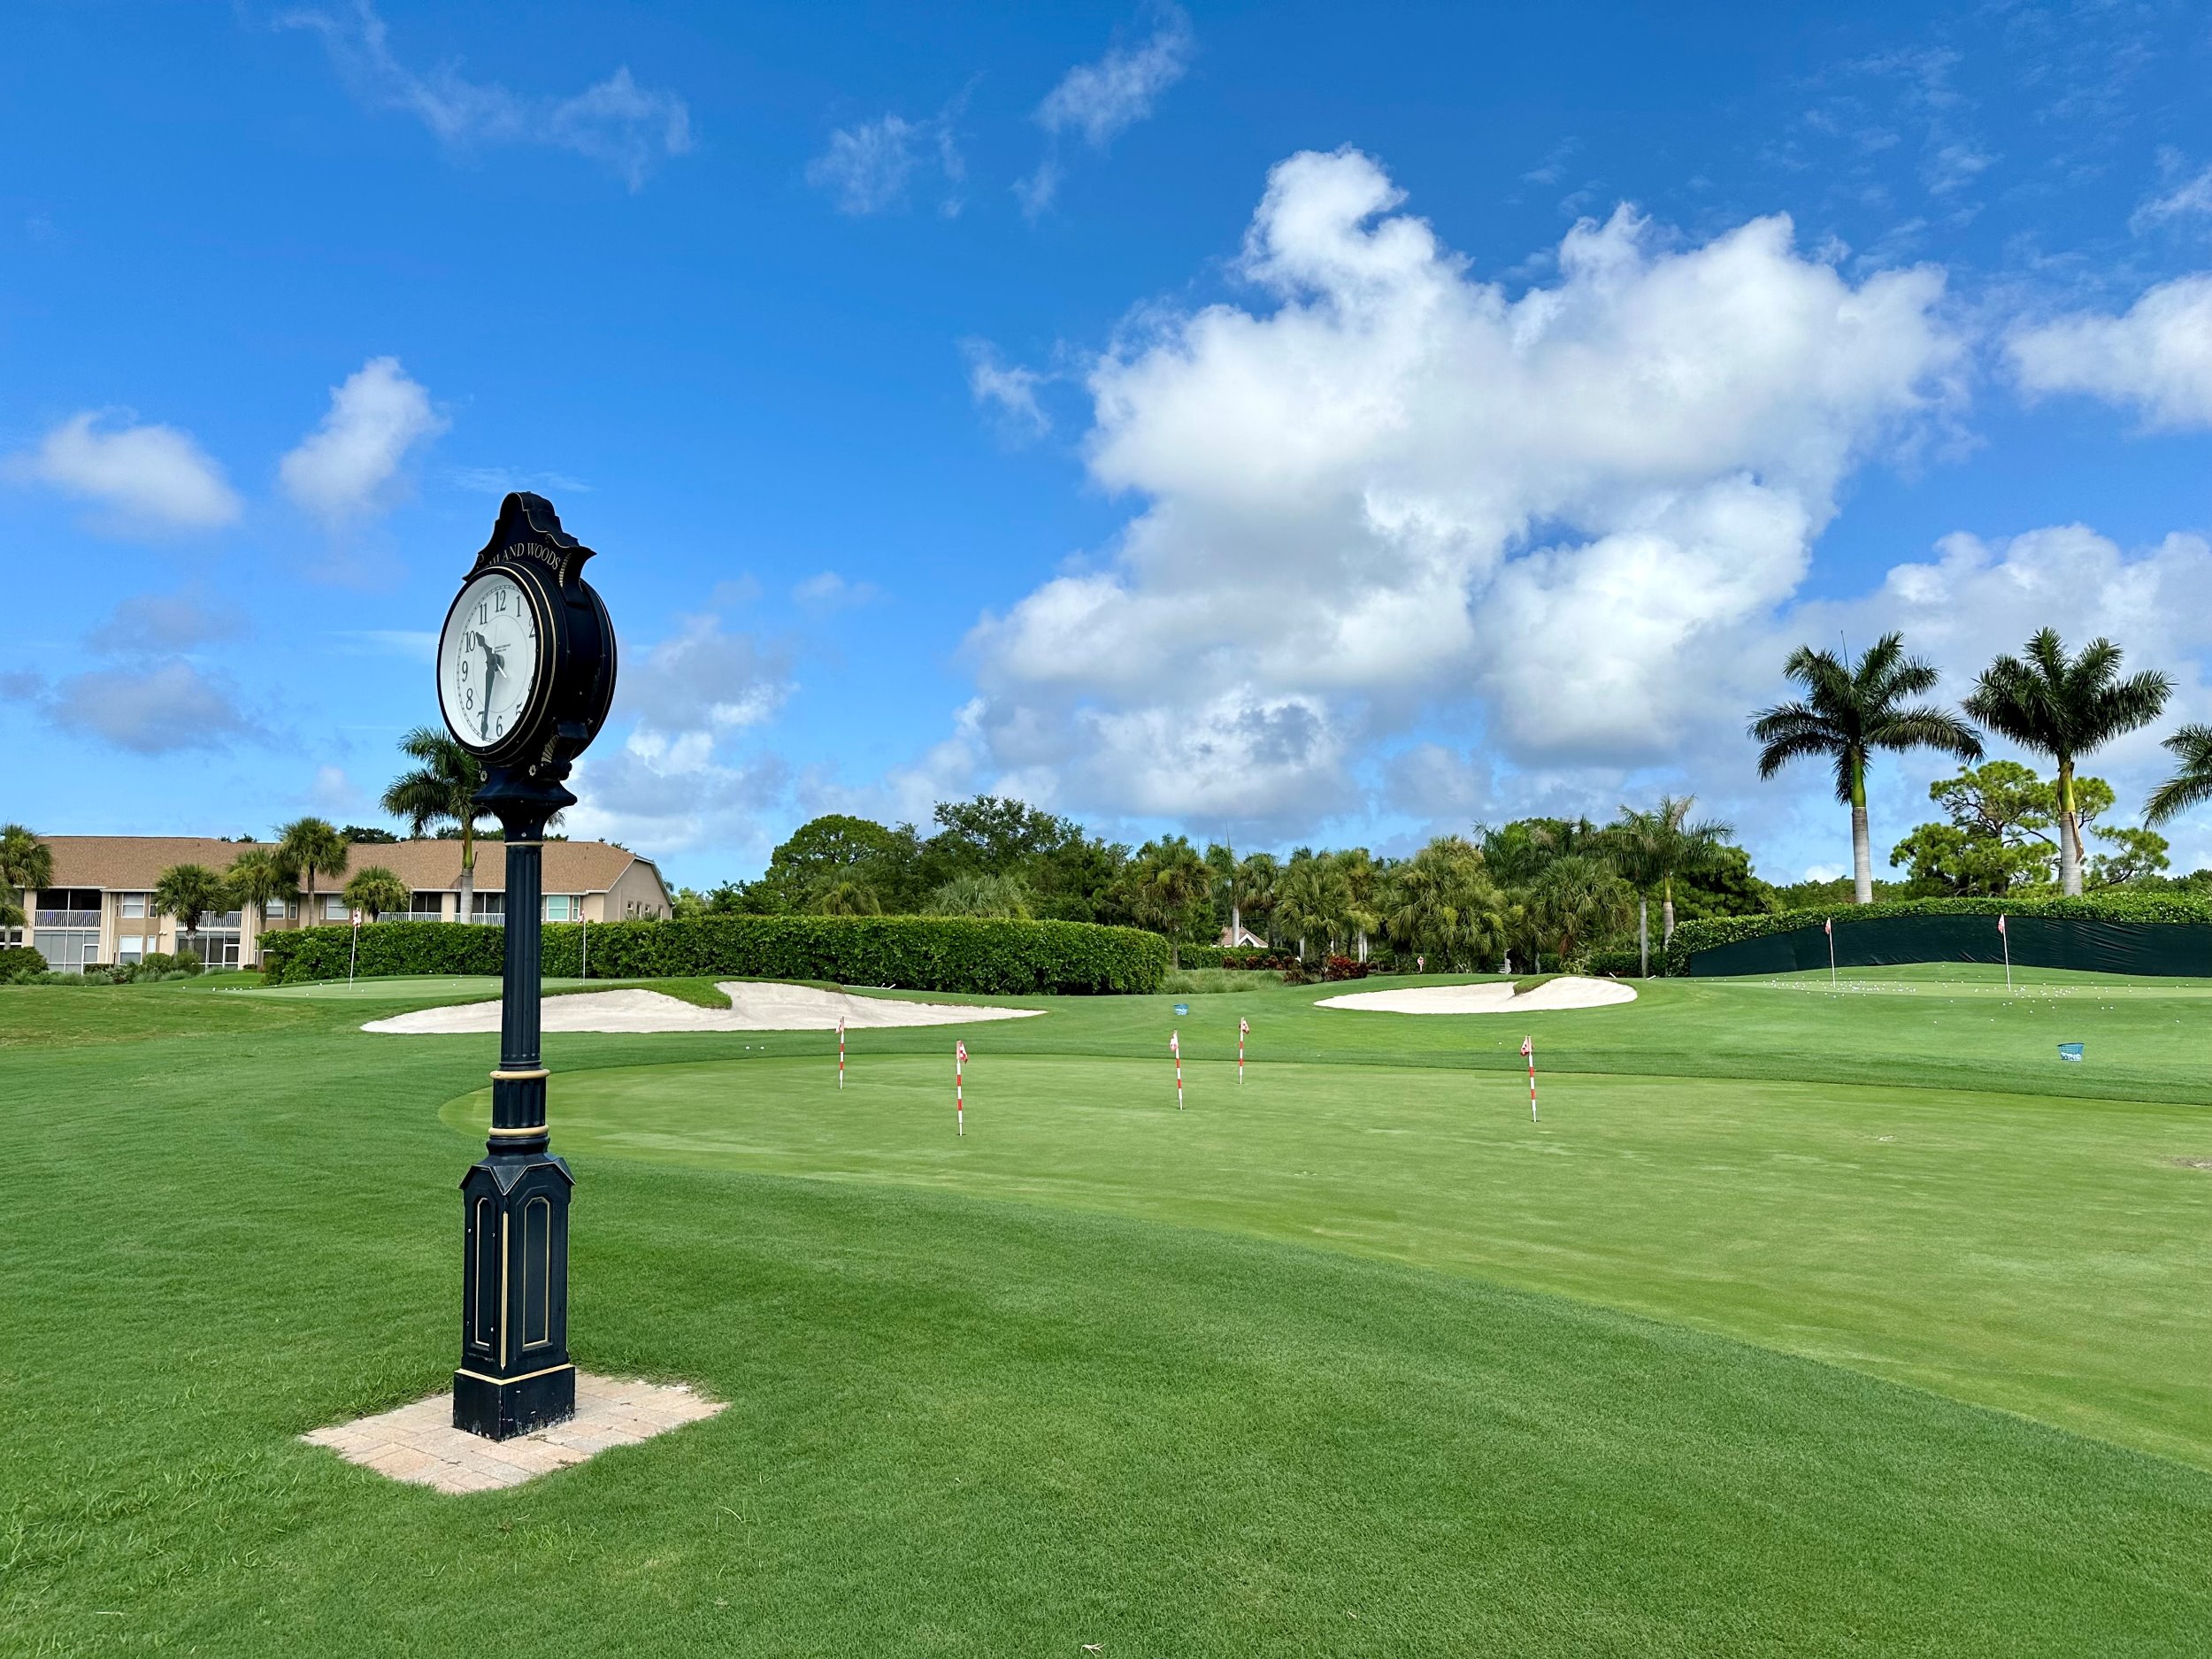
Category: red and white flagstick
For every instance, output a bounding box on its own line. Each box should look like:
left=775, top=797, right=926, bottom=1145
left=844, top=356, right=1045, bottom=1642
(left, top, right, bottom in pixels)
left=1998, top=912, right=2011, bottom=990
left=1171, top=1029, right=1184, bottom=1110
left=955, top=1039, right=967, bottom=1136
left=1237, top=1016, right=1248, bottom=1087
left=1824, top=916, right=1836, bottom=989
left=837, top=1015, right=846, bottom=1091
left=1521, top=1034, right=1538, bottom=1124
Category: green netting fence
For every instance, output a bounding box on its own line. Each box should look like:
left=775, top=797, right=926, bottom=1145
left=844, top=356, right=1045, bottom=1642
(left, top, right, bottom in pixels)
left=1682, top=910, right=2212, bottom=979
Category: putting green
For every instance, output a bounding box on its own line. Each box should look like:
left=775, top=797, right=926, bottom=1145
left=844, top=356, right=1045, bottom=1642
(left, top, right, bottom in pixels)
left=446, top=1048, right=2212, bottom=1468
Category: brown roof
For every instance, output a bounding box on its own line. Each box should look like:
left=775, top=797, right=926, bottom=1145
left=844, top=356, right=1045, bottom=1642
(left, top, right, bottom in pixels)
left=36, top=836, right=662, bottom=899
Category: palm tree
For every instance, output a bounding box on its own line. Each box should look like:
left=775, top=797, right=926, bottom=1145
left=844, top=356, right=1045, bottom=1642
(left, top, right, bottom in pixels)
left=1333, top=848, right=1382, bottom=961
left=1609, top=795, right=1733, bottom=967
left=1751, top=634, right=1984, bottom=904
left=1232, top=851, right=1279, bottom=948
left=342, top=864, right=411, bottom=920
left=1381, top=836, right=1502, bottom=970
left=926, top=872, right=1033, bottom=918
left=223, top=848, right=291, bottom=966
left=1528, top=855, right=1634, bottom=965
left=274, top=818, right=350, bottom=929
left=2145, top=725, right=2212, bottom=828
left=811, top=880, right=882, bottom=916
left=0, top=824, right=53, bottom=949
left=381, top=726, right=485, bottom=922
left=1964, top=630, right=2171, bottom=896
left=153, top=863, right=228, bottom=962
left=1125, top=836, right=1212, bottom=967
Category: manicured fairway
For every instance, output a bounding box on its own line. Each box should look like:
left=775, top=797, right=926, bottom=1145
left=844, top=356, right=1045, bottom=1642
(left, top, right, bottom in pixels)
left=4, top=970, right=2209, bottom=1655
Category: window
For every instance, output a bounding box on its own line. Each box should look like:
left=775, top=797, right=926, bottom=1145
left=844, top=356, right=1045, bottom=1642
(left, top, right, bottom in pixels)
left=545, top=895, right=578, bottom=921
left=119, top=944, right=143, bottom=964
left=265, top=897, right=291, bottom=918
left=322, top=895, right=349, bottom=920
left=120, top=892, right=150, bottom=918
left=472, top=893, right=505, bottom=924
left=410, top=891, right=447, bottom=920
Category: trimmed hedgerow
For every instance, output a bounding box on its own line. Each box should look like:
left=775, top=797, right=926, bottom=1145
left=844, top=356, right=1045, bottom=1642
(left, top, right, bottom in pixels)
left=1662, top=892, right=2212, bottom=976
left=258, top=915, right=1171, bottom=995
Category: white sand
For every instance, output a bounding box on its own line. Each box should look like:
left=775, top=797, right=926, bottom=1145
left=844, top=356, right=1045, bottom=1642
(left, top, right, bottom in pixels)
left=363, top=980, right=1044, bottom=1035
left=1315, top=976, right=1637, bottom=1014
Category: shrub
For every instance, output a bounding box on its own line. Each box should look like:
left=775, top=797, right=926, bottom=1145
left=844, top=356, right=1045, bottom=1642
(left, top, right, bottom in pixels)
left=0, top=945, right=45, bottom=979
left=171, top=947, right=203, bottom=975
left=1663, top=892, right=2212, bottom=976
left=1582, top=945, right=1646, bottom=978
left=1179, top=945, right=1301, bottom=971
left=259, top=914, right=1171, bottom=995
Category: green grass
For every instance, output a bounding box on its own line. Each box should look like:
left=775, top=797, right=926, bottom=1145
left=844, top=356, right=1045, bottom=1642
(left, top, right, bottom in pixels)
left=4, top=966, right=2209, bottom=1654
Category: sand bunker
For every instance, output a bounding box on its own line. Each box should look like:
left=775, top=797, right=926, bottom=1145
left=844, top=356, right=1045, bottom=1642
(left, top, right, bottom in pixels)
left=1315, top=976, right=1637, bottom=1015
left=364, top=980, right=1044, bottom=1035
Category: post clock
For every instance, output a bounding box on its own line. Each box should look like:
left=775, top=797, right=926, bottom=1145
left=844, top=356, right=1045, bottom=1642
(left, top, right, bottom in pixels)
left=434, top=493, right=618, bottom=1440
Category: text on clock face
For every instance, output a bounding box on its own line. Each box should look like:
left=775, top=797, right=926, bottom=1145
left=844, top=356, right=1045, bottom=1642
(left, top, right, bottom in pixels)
left=442, top=574, right=540, bottom=745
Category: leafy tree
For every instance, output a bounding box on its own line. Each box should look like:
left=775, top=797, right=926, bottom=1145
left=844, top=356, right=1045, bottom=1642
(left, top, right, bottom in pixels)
left=1122, top=835, right=1213, bottom=966
left=0, top=824, right=53, bottom=946
left=1608, top=795, right=1732, bottom=949
left=274, top=818, right=349, bottom=929
left=926, top=872, right=1033, bottom=918
left=223, top=848, right=292, bottom=963
left=341, top=825, right=400, bottom=843
left=342, top=864, right=411, bottom=919
left=1965, top=630, right=2170, bottom=895
left=2087, top=826, right=2170, bottom=887
left=919, top=796, right=1081, bottom=886
left=763, top=814, right=922, bottom=911
left=1750, top=633, right=1984, bottom=904
left=154, top=863, right=229, bottom=951
left=2146, top=725, right=2212, bottom=827
left=1667, top=846, right=1776, bottom=925
left=381, top=726, right=486, bottom=919
left=810, top=881, right=883, bottom=916
left=1888, top=822, right=2049, bottom=896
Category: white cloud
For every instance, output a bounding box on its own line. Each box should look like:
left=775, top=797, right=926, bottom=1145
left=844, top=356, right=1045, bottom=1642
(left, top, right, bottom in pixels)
left=2130, top=160, right=2212, bottom=232
left=20, top=661, right=257, bottom=755
left=12, top=411, right=241, bottom=531
left=88, top=590, right=242, bottom=653
left=1036, top=5, right=1192, bottom=147
left=963, top=149, right=1962, bottom=828
left=280, top=357, right=445, bottom=525
left=792, top=572, right=881, bottom=610
left=960, top=339, right=1050, bottom=437
left=282, top=1, right=694, bottom=189
left=623, top=613, right=790, bottom=737
left=2008, top=275, right=2212, bottom=428
left=1019, top=5, right=1193, bottom=212
left=807, top=108, right=964, bottom=216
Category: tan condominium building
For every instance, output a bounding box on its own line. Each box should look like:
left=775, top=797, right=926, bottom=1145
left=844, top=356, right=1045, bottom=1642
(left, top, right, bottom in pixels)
left=15, top=836, right=672, bottom=971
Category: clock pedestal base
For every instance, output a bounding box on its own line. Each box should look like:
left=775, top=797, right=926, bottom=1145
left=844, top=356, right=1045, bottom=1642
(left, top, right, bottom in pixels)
left=454, top=1146, right=576, bottom=1441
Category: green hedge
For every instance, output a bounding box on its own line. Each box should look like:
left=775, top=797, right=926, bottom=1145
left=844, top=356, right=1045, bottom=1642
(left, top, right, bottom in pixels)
left=258, top=915, right=1171, bottom=995
left=1664, top=893, right=2212, bottom=976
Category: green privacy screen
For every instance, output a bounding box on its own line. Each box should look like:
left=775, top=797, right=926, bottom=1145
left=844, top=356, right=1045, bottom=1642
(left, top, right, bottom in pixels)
left=1686, top=913, right=2212, bottom=979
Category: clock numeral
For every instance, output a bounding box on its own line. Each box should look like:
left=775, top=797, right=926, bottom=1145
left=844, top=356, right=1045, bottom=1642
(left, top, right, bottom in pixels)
left=495, top=589, right=507, bottom=612
left=495, top=714, right=506, bottom=736
left=457, top=658, right=469, bottom=681
left=463, top=687, right=476, bottom=710
left=477, top=603, right=488, bottom=624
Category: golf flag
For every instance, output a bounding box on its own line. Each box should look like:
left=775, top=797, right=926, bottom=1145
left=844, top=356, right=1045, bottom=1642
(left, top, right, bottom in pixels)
left=1823, top=917, right=1832, bottom=935
left=1171, top=1029, right=1184, bottom=1110
left=837, top=1015, right=846, bottom=1091
left=1998, top=913, right=2012, bottom=989
left=1521, top=1035, right=1538, bottom=1123
left=1824, top=915, right=1837, bottom=987
left=1238, top=1015, right=1248, bottom=1085
left=1997, top=913, right=2007, bottom=934
left=955, top=1040, right=967, bottom=1136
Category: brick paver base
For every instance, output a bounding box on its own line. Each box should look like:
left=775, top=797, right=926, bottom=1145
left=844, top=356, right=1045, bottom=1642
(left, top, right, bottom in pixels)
left=303, top=1371, right=725, bottom=1494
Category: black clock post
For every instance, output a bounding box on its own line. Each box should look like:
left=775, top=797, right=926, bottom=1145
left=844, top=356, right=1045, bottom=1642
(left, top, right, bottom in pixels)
left=438, top=494, right=618, bottom=1442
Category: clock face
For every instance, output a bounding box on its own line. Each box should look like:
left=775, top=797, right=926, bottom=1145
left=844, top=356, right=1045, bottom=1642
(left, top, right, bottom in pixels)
left=439, top=572, right=543, bottom=751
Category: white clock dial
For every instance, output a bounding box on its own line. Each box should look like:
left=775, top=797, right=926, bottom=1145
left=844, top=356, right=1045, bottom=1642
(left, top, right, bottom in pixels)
left=439, top=572, right=541, bottom=749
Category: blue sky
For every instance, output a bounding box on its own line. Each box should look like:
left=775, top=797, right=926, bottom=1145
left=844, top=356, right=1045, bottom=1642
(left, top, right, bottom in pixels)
left=8, top=1, right=2212, bottom=887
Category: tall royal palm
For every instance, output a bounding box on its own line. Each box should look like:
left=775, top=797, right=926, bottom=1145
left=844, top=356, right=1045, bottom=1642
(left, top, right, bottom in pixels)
left=1609, top=795, right=1732, bottom=961
left=1965, top=630, right=2171, bottom=896
left=381, top=726, right=486, bottom=921
left=2145, top=726, right=2212, bottom=829
left=274, top=818, right=350, bottom=930
left=153, top=863, right=228, bottom=962
left=223, top=848, right=290, bottom=967
left=0, top=823, right=54, bottom=948
left=1751, top=634, right=1983, bottom=905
